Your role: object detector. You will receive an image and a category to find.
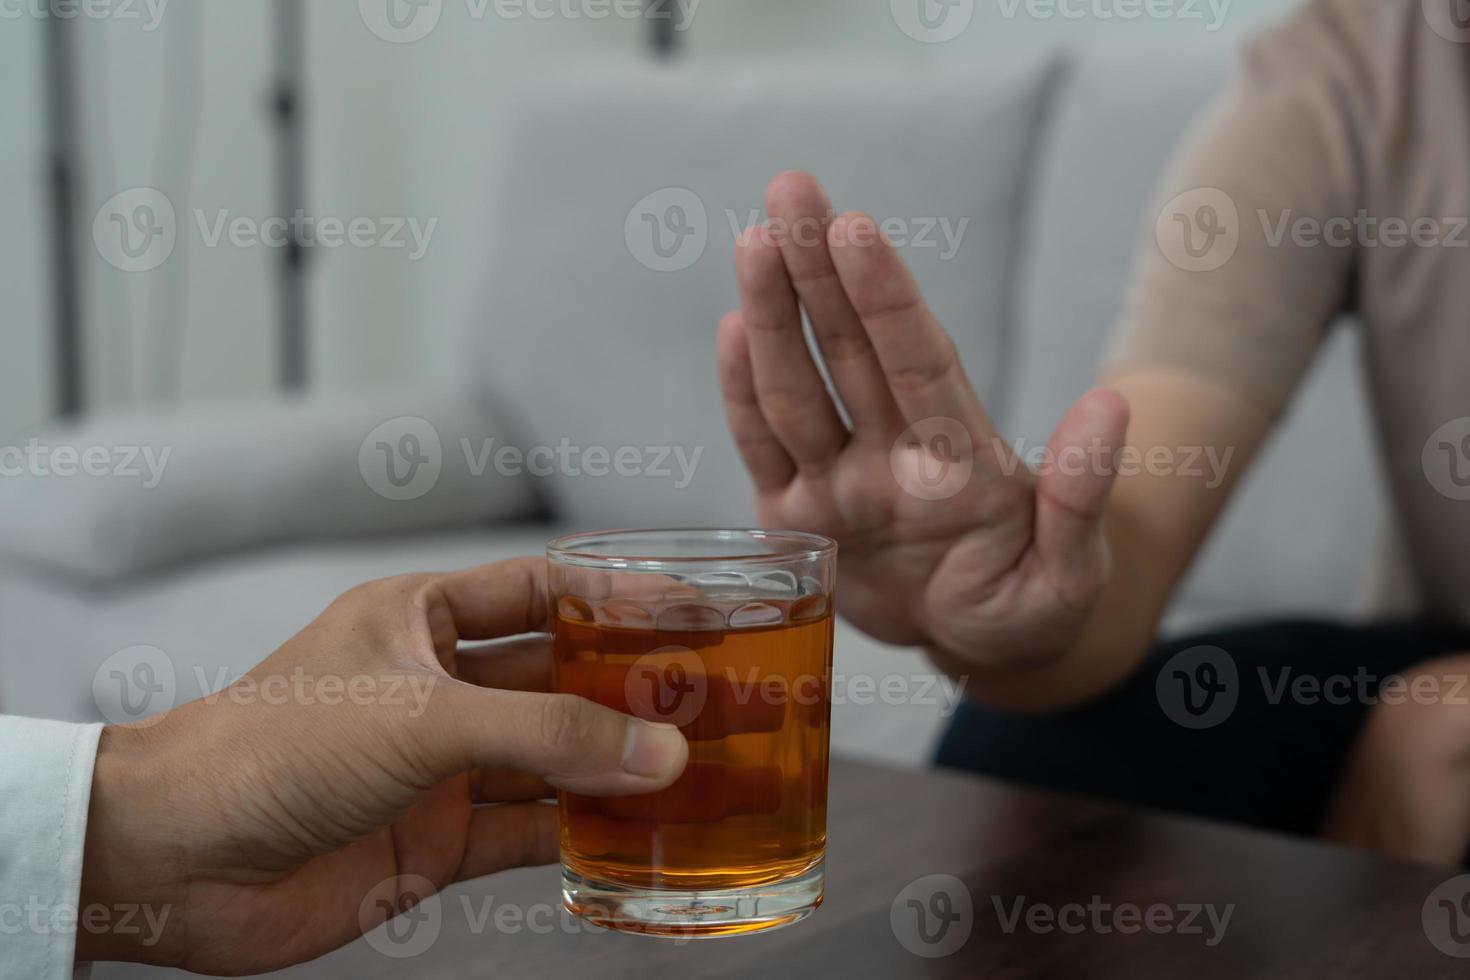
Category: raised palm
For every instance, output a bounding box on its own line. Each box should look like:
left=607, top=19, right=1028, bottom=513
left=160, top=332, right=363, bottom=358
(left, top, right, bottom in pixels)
left=716, top=173, right=1130, bottom=670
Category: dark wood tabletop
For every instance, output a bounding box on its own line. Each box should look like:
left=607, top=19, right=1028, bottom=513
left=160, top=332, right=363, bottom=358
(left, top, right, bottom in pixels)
left=98, top=758, right=1467, bottom=979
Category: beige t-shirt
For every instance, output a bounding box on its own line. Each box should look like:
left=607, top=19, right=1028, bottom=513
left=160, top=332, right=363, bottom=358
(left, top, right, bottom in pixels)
left=1110, top=0, right=1470, bottom=620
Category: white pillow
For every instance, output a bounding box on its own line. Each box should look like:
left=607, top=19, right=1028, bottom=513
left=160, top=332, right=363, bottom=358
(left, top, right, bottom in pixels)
left=0, top=389, right=540, bottom=581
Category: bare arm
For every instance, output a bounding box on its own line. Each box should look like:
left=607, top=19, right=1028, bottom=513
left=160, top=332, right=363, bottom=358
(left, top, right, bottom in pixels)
left=933, top=367, right=1274, bottom=712
left=717, top=171, right=1305, bottom=714
left=720, top=19, right=1358, bottom=713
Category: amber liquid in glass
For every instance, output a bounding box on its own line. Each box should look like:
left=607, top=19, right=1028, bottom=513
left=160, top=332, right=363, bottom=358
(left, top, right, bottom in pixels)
left=553, top=596, right=833, bottom=893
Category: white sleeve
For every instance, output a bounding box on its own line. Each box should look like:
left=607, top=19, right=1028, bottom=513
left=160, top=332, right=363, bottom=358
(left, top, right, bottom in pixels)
left=0, top=717, right=104, bottom=980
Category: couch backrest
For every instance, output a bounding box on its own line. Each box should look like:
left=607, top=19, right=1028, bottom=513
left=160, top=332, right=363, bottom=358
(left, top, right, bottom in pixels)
left=481, top=43, right=1387, bottom=624
left=1009, top=44, right=1386, bottom=624
left=480, top=55, right=1063, bottom=530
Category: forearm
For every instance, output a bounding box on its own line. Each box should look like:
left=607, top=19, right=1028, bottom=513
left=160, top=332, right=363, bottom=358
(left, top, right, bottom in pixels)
left=929, top=367, right=1273, bottom=715
left=930, top=506, right=1173, bottom=714
left=76, top=723, right=187, bottom=967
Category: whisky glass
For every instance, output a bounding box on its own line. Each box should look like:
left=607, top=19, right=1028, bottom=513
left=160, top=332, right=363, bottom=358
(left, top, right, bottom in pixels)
left=547, top=529, right=837, bottom=938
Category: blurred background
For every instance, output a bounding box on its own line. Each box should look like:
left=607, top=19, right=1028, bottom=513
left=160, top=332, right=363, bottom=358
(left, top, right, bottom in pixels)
left=6, top=0, right=1385, bottom=767
left=1, top=0, right=1291, bottom=427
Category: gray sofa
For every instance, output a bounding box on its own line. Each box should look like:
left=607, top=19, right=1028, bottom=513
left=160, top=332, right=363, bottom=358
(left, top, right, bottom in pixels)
left=0, top=45, right=1387, bottom=767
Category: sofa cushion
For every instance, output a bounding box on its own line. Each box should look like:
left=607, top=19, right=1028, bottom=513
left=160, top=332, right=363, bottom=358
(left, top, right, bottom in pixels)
left=479, top=54, right=1064, bottom=530
left=0, top=390, right=540, bottom=582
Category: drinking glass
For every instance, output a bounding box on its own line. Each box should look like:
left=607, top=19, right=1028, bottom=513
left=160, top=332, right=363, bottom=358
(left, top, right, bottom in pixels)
left=547, top=529, right=837, bottom=937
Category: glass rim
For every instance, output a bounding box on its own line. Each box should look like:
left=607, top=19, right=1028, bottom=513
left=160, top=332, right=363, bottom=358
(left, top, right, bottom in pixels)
left=547, top=528, right=837, bottom=569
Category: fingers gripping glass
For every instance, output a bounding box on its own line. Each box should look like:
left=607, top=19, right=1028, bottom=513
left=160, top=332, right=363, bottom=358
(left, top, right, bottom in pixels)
left=548, top=529, right=837, bottom=938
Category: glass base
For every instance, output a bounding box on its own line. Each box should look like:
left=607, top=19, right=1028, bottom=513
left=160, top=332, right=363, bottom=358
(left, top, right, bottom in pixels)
left=562, top=857, right=824, bottom=938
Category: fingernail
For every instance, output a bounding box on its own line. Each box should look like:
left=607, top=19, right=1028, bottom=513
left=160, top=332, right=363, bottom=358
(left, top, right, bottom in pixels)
left=621, top=720, right=686, bottom=778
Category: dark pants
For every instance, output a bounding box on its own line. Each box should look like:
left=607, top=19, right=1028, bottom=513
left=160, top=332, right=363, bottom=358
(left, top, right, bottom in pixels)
left=936, top=619, right=1470, bottom=836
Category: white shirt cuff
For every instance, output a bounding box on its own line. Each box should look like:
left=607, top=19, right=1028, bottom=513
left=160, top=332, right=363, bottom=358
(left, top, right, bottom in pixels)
left=0, top=717, right=104, bottom=980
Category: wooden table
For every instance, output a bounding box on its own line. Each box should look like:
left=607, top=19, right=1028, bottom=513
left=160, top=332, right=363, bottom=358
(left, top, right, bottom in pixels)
left=98, top=759, right=1465, bottom=979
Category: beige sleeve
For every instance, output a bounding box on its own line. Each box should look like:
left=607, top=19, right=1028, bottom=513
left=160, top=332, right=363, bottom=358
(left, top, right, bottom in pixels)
left=1106, top=22, right=1363, bottom=418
